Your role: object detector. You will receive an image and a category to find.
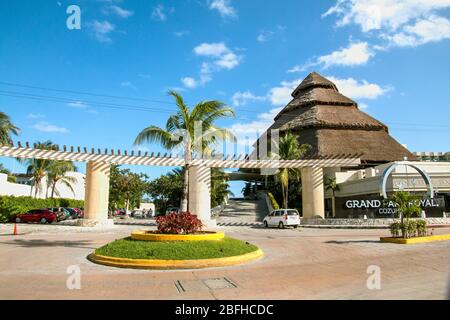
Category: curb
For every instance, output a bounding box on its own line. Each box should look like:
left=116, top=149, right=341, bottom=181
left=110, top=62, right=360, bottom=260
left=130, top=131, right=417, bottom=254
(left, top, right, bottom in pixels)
left=88, top=249, right=264, bottom=270
left=131, top=230, right=225, bottom=242
left=380, top=234, right=450, bottom=244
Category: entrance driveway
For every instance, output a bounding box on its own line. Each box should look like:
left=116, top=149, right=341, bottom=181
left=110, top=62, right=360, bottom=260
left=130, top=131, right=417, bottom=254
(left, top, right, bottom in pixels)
left=0, top=224, right=449, bottom=300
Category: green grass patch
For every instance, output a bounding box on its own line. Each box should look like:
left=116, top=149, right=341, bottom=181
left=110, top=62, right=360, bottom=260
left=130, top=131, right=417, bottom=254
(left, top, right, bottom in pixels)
left=95, top=237, right=259, bottom=260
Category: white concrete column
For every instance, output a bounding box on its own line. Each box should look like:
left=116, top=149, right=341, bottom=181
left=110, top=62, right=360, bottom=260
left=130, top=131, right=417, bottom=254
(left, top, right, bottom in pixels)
left=301, top=167, right=325, bottom=219
left=188, top=165, right=215, bottom=228
left=78, top=161, right=113, bottom=227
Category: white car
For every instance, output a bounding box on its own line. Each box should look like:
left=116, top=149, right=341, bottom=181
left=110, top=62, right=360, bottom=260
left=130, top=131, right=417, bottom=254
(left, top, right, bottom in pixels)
left=263, top=209, right=301, bottom=229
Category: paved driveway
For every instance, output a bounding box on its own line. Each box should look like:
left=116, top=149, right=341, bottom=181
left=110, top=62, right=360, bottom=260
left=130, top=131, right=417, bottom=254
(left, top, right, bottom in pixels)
left=0, top=224, right=449, bottom=300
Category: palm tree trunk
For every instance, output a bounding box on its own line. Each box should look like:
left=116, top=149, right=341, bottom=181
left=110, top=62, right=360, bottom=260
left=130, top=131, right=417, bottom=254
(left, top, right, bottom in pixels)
left=281, top=183, right=288, bottom=209
left=51, top=181, right=57, bottom=198
left=181, top=166, right=189, bottom=212
left=34, top=181, right=39, bottom=198
left=331, top=191, right=336, bottom=218
left=285, top=182, right=289, bottom=209
left=180, top=144, right=191, bottom=212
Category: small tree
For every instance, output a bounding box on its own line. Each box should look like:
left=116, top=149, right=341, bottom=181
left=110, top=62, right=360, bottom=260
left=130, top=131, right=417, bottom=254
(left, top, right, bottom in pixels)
left=324, top=176, right=340, bottom=218
left=47, top=161, right=77, bottom=198
left=389, top=191, right=422, bottom=238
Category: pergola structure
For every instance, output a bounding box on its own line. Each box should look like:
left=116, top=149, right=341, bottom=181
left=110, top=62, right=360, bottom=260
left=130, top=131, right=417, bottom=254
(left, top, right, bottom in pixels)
left=0, top=142, right=361, bottom=227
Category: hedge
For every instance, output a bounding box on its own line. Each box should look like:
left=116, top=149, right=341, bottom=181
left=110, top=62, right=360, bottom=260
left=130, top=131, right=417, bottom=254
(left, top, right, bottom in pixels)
left=0, top=196, right=84, bottom=223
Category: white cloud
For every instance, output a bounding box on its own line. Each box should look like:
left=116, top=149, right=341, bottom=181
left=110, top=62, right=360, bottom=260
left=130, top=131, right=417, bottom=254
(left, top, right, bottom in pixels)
left=89, top=20, right=115, bottom=43
left=287, top=65, right=302, bottom=73
left=181, top=77, right=198, bottom=89
left=102, top=5, right=134, bottom=18
left=209, top=0, right=236, bottom=19
left=324, top=0, right=450, bottom=31
left=67, top=101, right=88, bottom=108
left=293, top=42, right=374, bottom=72
left=33, top=122, right=68, bottom=133
left=231, top=91, right=266, bottom=107
left=257, top=30, right=274, bottom=43
left=257, top=26, right=285, bottom=43
left=182, top=42, right=241, bottom=89
left=359, top=103, right=369, bottom=110
left=121, top=81, right=137, bottom=90
left=318, top=42, right=374, bottom=68
left=383, top=15, right=450, bottom=47
left=194, top=42, right=240, bottom=70
left=327, top=77, right=391, bottom=100
left=194, top=42, right=229, bottom=57
left=152, top=5, right=167, bottom=21
left=324, top=0, right=450, bottom=48
left=174, top=30, right=190, bottom=37
left=230, top=107, right=282, bottom=148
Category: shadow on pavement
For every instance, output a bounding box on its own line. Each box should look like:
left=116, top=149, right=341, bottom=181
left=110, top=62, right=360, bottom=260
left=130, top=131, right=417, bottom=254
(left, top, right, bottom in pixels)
left=0, top=239, right=96, bottom=249
left=325, top=240, right=380, bottom=244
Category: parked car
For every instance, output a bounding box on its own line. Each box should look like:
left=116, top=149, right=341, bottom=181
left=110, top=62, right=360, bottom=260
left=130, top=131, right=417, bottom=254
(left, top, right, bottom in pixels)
left=74, top=207, right=84, bottom=218
left=48, top=207, right=71, bottom=222
left=263, top=209, right=301, bottom=229
left=64, top=208, right=80, bottom=219
left=165, top=207, right=180, bottom=215
left=112, top=209, right=128, bottom=219
left=13, top=209, right=57, bottom=224
left=131, top=210, right=144, bottom=219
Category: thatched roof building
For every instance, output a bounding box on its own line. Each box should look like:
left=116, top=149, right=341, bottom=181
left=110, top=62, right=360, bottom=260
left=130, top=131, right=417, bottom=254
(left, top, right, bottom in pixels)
left=260, top=72, right=416, bottom=165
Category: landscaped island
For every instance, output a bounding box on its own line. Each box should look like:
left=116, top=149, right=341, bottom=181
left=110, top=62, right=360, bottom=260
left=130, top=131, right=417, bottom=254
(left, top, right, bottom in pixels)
left=95, top=236, right=259, bottom=260
left=88, top=212, right=263, bottom=269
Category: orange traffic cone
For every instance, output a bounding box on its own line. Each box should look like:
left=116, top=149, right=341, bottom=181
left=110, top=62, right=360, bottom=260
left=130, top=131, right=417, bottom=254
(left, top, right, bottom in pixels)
left=13, top=223, right=18, bottom=236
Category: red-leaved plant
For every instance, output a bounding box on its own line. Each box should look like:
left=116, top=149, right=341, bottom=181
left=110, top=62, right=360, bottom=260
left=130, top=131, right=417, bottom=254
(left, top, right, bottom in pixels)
left=156, top=212, right=203, bottom=235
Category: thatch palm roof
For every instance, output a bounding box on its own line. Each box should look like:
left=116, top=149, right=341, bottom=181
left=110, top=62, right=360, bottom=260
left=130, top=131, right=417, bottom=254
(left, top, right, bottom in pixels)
left=262, top=72, right=416, bottom=164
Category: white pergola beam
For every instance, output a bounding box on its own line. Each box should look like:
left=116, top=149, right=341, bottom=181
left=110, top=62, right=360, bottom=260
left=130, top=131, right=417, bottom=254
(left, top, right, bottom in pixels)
left=0, top=145, right=361, bottom=169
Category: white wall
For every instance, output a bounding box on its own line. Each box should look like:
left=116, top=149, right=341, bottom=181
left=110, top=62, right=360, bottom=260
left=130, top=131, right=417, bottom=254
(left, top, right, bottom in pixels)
left=0, top=174, right=34, bottom=197
left=0, top=172, right=85, bottom=200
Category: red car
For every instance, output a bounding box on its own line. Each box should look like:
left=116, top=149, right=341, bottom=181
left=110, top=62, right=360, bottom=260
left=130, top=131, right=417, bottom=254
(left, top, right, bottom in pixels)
left=14, top=209, right=57, bottom=224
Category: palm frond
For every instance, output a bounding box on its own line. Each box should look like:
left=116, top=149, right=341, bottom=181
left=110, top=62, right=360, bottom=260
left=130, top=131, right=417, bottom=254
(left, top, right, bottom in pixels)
left=134, top=126, right=180, bottom=149
left=168, top=91, right=190, bottom=128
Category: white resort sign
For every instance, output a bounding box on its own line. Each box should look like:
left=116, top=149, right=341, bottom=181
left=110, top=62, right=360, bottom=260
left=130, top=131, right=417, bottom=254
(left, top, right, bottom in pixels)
left=344, top=198, right=445, bottom=216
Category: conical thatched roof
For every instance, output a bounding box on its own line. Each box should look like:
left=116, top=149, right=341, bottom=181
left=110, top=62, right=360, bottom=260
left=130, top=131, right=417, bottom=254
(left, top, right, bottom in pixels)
left=263, top=72, right=416, bottom=164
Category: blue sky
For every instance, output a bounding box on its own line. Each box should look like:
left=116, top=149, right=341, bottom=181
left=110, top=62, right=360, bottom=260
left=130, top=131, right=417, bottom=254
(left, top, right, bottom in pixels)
left=1, top=0, right=450, bottom=196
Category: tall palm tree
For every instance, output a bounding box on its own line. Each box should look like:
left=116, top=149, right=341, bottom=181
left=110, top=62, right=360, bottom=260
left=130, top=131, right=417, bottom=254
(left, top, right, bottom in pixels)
left=0, top=111, right=19, bottom=145
left=135, top=91, right=235, bottom=212
left=20, top=141, right=57, bottom=198
left=325, top=176, right=340, bottom=218
left=276, top=132, right=310, bottom=209
left=47, top=161, right=77, bottom=198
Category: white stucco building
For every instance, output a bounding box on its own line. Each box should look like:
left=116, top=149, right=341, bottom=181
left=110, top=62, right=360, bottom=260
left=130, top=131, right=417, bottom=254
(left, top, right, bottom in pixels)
left=0, top=171, right=86, bottom=200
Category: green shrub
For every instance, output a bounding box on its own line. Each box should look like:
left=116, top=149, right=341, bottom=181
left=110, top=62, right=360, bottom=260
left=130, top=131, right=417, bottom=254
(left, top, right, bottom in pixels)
left=416, top=219, right=427, bottom=237
left=390, top=222, right=401, bottom=238
left=267, top=192, right=279, bottom=210
left=0, top=196, right=84, bottom=223
left=390, top=219, right=428, bottom=239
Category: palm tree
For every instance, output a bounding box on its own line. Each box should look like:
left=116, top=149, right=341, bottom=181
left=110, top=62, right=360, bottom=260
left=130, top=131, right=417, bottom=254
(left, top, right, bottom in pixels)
left=211, top=168, right=232, bottom=208
left=325, top=176, right=340, bottom=218
left=0, top=111, right=19, bottom=145
left=389, top=191, right=421, bottom=238
left=276, top=132, right=310, bottom=209
left=47, top=161, right=77, bottom=198
left=20, top=141, right=57, bottom=198
left=134, top=91, right=235, bottom=212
